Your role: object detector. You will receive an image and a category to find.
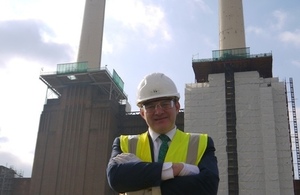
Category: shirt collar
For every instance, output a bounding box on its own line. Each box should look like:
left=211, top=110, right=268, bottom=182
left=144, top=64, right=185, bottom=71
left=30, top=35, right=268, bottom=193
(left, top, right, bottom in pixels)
left=148, top=126, right=177, bottom=142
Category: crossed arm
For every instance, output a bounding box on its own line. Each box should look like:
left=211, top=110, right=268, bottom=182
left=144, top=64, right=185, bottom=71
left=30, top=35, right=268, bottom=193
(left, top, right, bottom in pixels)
left=106, top=137, right=219, bottom=195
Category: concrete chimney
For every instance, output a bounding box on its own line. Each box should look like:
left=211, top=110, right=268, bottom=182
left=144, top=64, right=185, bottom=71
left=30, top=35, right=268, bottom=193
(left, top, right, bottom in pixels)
left=77, top=0, right=106, bottom=70
left=219, top=0, right=246, bottom=50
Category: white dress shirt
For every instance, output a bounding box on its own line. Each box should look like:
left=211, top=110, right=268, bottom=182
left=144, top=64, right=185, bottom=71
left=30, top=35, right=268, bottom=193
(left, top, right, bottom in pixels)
left=148, top=127, right=200, bottom=180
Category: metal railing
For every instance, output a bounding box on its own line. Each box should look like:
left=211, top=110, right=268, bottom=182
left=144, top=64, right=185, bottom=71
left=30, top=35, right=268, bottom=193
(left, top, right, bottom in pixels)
left=40, top=62, right=126, bottom=97
left=192, top=47, right=272, bottom=63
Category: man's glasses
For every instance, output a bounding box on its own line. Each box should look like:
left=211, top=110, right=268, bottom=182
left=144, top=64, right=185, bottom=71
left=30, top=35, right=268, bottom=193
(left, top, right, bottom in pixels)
left=142, top=99, right=175, bottom=113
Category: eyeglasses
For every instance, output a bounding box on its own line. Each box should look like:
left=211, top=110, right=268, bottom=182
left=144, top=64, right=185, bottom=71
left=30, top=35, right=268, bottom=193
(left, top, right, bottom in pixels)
left=142, top=99, right=175, bottom=113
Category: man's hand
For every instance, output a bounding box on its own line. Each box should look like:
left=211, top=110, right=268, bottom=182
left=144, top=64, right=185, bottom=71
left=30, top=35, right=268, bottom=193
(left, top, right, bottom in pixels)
left=172, top=163, right=200, bottom=177
left=112, top=153, right=142, bottom=164
left=172, top=163, right=184, bottom=176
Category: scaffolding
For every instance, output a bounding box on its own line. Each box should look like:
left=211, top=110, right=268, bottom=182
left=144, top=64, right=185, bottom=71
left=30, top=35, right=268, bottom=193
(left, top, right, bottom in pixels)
left=40, top=65, right=127, bottom=103
left=289, top=78, right=300, bottom=179
left=224, top=63, right=239, bottom=194
left=0, top=166, right=23, bottom=195
left=0, top=166, right=14, bottom=195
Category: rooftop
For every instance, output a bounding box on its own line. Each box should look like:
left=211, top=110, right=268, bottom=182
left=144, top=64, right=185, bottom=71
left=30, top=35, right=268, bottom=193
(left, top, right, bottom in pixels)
left=40, top=62, right=127, bottom=101
left=192, top=47, right=273, bottom=83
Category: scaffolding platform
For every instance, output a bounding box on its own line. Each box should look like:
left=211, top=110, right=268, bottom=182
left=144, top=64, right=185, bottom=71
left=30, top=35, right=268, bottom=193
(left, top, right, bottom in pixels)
left=192, top=49, right=273, bottom=83
left=40, top=63, right=127, bottom=101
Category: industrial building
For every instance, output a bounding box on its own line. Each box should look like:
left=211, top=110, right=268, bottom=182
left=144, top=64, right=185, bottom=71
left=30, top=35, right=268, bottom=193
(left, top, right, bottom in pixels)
left=0, top=166, right=29, bottom=195
left=184, top=0, right=297, bottom=194
left=188, top=49, right=295, bottom=194
left=2, top=0, right=299, bottom=194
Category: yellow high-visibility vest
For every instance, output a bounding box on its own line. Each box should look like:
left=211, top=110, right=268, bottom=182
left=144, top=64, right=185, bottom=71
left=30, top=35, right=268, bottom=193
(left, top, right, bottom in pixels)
left=120, top=129, right=208, bottom=165
left=119, top=129, right=208, bottom=195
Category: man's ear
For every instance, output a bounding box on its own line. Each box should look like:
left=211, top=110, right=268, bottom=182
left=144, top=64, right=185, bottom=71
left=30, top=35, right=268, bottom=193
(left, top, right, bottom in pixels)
left=140, top=108, right=146, bottom=119
left=175, top=101, right=180, bottom=113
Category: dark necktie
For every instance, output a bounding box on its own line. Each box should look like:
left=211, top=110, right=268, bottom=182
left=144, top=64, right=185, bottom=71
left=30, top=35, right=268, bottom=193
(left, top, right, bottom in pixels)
left=158, top=134, right=170, bottom=162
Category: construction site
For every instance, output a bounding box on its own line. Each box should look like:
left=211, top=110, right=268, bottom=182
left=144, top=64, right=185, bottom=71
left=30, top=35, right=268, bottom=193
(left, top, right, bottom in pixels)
left=1, top=0, right=300, bottom=194
left=0, top=166, right=30, bottom=195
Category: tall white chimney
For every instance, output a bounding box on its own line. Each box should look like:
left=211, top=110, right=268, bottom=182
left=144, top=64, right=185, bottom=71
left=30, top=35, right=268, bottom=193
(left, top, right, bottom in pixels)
left=77, top=0, right=106, bottom=70
left=219, top=0, right=246, bottom=50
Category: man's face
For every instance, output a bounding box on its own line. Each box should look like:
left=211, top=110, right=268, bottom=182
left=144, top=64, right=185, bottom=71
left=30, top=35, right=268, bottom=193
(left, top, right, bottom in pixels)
left=140, top=98, right=180, bottom=134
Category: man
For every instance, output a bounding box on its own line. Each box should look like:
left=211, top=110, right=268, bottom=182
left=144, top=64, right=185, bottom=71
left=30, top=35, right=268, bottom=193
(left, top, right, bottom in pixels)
left=107, top=73, right=219, bottom=195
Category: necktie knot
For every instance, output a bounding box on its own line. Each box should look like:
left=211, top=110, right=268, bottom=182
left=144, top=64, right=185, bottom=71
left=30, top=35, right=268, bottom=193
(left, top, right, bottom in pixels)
left=159, top=134, right=170, bottom=143
left=158, top=134, right=170, bottom=162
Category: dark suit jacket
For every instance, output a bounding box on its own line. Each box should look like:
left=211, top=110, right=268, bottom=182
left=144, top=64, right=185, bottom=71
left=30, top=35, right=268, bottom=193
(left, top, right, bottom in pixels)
left=106, top=132, right=219, bottom=195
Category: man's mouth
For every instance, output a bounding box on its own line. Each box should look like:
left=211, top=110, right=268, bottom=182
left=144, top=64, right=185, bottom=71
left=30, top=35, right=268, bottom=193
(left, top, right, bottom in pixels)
left=154, top=117, right=167, bottom=122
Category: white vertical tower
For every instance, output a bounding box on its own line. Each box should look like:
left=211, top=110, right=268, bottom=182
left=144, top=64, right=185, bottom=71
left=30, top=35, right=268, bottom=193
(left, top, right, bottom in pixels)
left=77, top=0, right=106, bottom=70
left=219, top=0, right=246, bottom=50
left=187, top=0, right=295, bottom=194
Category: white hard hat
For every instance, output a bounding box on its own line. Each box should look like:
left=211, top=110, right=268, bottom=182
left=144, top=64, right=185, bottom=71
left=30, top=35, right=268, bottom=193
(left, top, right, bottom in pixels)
left=136, top=73, right=180, bottom=106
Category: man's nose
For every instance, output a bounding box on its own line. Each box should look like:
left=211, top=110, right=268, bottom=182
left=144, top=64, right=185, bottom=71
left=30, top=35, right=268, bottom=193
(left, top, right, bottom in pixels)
left=154, top=104, right=164, bottom=113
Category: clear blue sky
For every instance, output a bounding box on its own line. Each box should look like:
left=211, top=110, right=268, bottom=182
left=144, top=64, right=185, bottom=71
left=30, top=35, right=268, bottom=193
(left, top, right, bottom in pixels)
left=0, top=0, right=299, bottom=177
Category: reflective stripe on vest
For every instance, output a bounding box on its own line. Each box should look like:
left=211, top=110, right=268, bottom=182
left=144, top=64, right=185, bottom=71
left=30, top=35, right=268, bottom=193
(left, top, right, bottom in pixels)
left=120, top=129, right=208, bottom=165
